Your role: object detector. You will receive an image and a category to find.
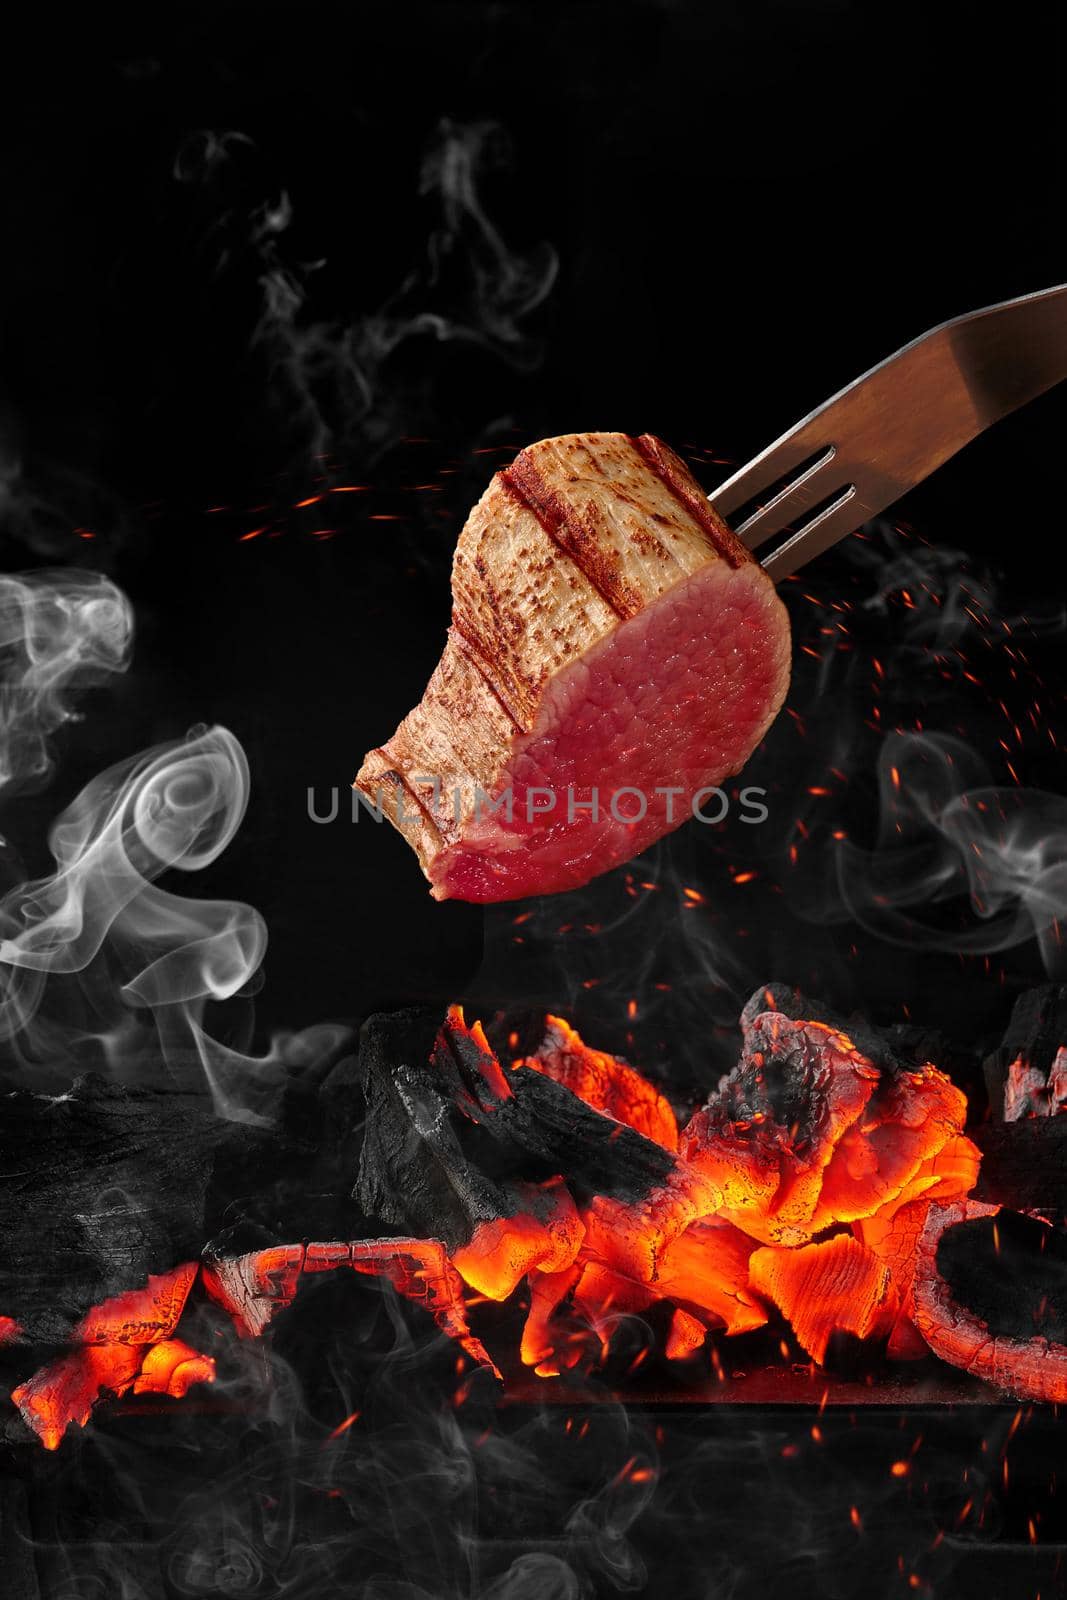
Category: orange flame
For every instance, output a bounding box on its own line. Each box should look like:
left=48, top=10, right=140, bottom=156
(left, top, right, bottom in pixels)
left=9, top=1004, right=991, bottom=1447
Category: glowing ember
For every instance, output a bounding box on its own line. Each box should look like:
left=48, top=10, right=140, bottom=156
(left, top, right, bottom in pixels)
left=202, top=1237, right=500, bottom=1376
left=11, top=1264, right=213, bottom=1450
left=679, top=1010, right=978, bottom=1247
left=131, top=1339, right=216, bottom=1398
left=14, top=1345, right=150, bottom=1451
left=347, top=1001, right=981, bottom=1385
left=11, top=994, right=1065, bottom=1449
left=452, top=1181, right=583, bottom=1303
left=522, top=1013, right=679, bottom=1151
left=748, top=1235, right=893, bottom=1363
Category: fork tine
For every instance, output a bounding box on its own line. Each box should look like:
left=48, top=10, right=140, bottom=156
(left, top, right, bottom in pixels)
left=710, top=428, right=834, bottom=523
left=710, top=282, right=1067, bottom=578
left=727, top=444, right=841, bottom=547
left=758, top=486, right=865, bottom=583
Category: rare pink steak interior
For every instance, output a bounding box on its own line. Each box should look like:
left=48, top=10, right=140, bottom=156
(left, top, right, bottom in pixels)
left=356, top=432, right=791, bottom=902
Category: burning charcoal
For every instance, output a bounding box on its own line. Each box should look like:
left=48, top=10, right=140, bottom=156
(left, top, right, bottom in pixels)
left=680, top=1012, right=877, bottom=1242
left=854, top=1196, right=941, bottom=1359
left=357, top=1008, right=583, bottom=1298
left=679, top=993, right=978, bottom=1366
left=578, top=1160, right=720, bottom=1292
left=201, top=1237, right=498, bottom=1375
left=680, top=1003, right=978, bottom=1248
left=0, top=984, right=1008, bottom=1439
left=359, top=1005, right=734, bottom=1366
left=983, top=983, right=1067, bottom=1117
left=520, top=1206, right=765, bottom=1375
left=652, top=1219, right=766, bottom=1337
left=739, top=982, right=845, bottom=1033
left=554, top=1261, right=652, bottom=1373
left=356, top=1000, right=988, bottom=1384
left=428, top=1007, right=677, bottom=1201
left=346, top=1238, right=496, bottom=1373
left=131, top=1339, right=215, bottom=1397
left=749, top=1235, right=895, bottom=1364
left=201, top=1243, right=304, bottom=1336
left=1003, top=1046, right=1067, bottom=1120
left=10, top=1263, right=212, bottom=1450
left=356, top=431, right=790, bottom=903
left=520, top=1254, right=682, bottom=1378
left=440, top=1010, right=723, bottom=1294
left=12, top=1338, right=216, bottom=1453
left=73, top=1262, right=199, bottom=1343
left=740, top=982, right=978, bottom=1088
left=357, top=1007, right=677, bottom=1301
left=541, top=1218, right=766, bottom=1371
left=1004, top=1057, right=1056, bottom=1120
left=518, top=1216, right=766, bottom=1378
left=449, top=1180, right=582, bottom=1303
left=12, top=1345, right=149, bottom=1451
left=912, top=1200, right=1067, bottom=1402
left=520, top=1265, right=583, bottom=1374
left=664, top=1309, right=710, bottom=1361
left=0, top=1076, right=220, bottom=1344
left=476, top=1066, right=676, bottom=1198
left=519, top=1014, right=679, bottom=1150
left=356, top=1007, right=523, bottom=1249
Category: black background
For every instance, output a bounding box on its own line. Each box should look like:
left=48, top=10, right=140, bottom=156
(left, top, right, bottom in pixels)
left=0, top=0, right=1064, bottom=1055
left=1, top=12, right=1066, bottom=1594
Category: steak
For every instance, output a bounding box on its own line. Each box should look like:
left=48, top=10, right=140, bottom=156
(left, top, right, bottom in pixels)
left=356, top=432, right=791, bottom=901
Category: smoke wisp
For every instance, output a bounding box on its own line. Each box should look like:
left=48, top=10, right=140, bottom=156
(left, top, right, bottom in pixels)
left=175, top=119, right=558, bottom=468
left=0, top=572, right=345, bottom=1121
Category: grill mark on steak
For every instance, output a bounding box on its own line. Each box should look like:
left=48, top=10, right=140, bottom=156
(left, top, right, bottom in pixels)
left=356, top=432, right=792, bottom=901
left=448, top=620, right=525, bottom=731
left=630, top=434, right=745, bottom=569
left=499, top=461, right=640, bottom=621
left=370, top=757, right=445, bottom=844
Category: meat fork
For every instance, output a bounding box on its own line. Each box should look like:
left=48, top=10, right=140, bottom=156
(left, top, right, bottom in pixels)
left=710, top=283, right=1067, bottom=580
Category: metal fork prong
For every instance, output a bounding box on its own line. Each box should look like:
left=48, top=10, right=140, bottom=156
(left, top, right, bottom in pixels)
left=710, top=282, right=1067, bottom=578
left=759, top=485, right=863, bottom=583
left=731, top=445, right=839, bottom=546
left=710, top=430, right=833, bottom=521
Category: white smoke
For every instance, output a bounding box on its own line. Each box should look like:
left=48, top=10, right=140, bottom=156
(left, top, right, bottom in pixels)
left=175, top=118, right=558, bottom=463
left=770, top=521, right=1067, bottom=981
left=0, top=572, right=345, bottom=1121
left=834, top=729, right=1067, bottom=976
left=0, top=569, right=132, bottom=795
